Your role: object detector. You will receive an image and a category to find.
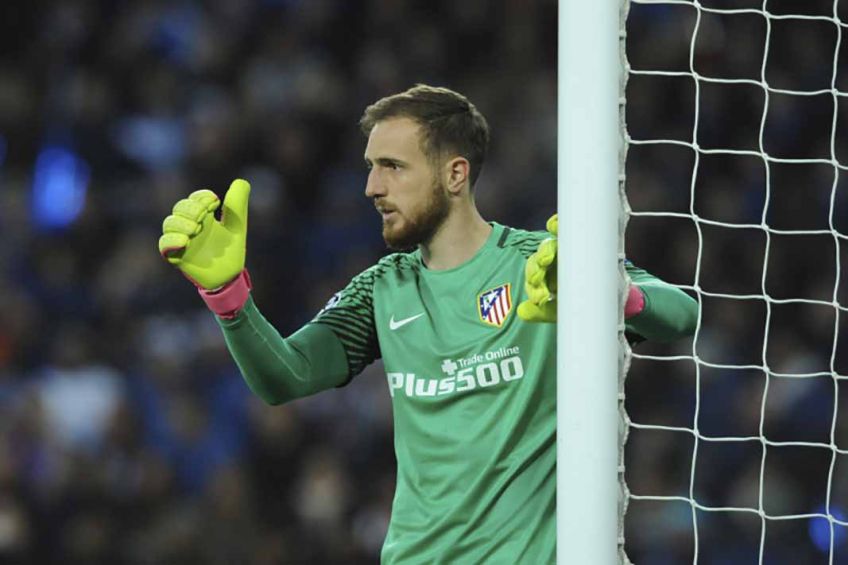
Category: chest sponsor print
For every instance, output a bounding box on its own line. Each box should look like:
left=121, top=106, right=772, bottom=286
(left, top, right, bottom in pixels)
left=386, top=346, right=525, bottom=398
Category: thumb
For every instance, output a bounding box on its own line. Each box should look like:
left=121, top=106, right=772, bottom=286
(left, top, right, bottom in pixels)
left=221, top=179, right=251, bottom=234
left=517, top=300, right=557, bottom=323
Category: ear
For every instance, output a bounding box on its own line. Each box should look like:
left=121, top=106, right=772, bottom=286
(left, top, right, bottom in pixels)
left=444, top=156, right=470, bottom=196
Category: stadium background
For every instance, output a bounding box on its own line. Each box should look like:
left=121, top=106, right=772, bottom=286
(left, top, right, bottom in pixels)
left=0, top=0, right=845, bottom=562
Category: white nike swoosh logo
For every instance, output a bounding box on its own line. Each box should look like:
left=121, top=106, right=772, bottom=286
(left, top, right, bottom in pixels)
left=389, top=313, right=425, bottom=330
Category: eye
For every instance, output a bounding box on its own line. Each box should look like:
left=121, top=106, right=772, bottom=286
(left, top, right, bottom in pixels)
left=387, top=162, right=400, bottom=170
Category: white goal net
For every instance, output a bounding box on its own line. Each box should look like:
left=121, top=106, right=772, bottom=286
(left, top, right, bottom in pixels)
left=622, top=0, right=848, bottom=562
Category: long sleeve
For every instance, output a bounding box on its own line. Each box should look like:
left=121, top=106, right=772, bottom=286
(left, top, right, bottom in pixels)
left=216, top=296, right=351, bottom=405
left=216, top=258, right=386, bottom=405
left=624, top=261, right=699, bottom=344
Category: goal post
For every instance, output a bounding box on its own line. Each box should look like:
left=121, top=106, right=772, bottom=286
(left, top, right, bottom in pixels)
left=557, top=0, right=625, bottom=563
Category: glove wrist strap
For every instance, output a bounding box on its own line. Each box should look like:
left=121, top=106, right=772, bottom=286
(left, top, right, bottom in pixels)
left=198, top=270, right=252, bottom=319
left=624, top=284, right=645, bottom=320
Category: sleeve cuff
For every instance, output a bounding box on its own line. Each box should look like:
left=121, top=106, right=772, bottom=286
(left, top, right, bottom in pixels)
left=198, top=270, right=252, bottom=319
left=624, top=284, right=646, bottom=320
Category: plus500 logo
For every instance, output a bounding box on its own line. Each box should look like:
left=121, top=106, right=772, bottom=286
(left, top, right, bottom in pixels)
left=387, top=356, right=525, bottom=398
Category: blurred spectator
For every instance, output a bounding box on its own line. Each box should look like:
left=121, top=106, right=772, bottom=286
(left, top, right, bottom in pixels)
left=1, top=0, right=845, bottom=562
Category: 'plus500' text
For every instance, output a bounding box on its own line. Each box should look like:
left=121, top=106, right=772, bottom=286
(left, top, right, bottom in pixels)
left=387, top=355, right=525, bottom=398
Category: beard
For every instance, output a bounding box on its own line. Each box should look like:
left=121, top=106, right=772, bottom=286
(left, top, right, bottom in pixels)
left=382, top=178, right=451, bottom=250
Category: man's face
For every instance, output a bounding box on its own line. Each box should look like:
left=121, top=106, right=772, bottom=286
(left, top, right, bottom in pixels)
left=364, top=117, right=450, bottom=249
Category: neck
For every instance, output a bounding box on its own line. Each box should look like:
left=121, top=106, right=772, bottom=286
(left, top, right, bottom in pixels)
left=419, top=201, right=492, bottom=270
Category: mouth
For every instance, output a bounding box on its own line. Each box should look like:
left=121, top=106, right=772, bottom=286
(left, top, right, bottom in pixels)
left=376, top=204, right=398, bottom=222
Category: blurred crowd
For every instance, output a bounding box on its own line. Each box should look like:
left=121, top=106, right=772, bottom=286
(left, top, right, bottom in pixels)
left=0, top=0, right=846, bottom=563
left=0, top=0, right=557, bottom=563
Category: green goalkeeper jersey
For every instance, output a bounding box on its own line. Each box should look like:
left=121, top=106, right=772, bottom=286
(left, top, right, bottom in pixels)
left=216, top=222, right=698, bottom=564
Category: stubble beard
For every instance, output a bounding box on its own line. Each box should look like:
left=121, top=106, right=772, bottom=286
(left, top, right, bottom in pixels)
left=382, top=178, right=451, bottom=250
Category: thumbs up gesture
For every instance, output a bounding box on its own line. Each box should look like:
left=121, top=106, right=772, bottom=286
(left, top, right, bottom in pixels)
left=158, top=179, right=251, bottom=290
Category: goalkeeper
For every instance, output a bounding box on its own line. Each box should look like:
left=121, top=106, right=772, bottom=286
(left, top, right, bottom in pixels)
left=159, top=84, right=697, bottom=564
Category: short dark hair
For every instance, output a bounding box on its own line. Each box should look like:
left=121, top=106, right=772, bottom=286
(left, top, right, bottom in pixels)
left=360, top=84, right=490, bottom=188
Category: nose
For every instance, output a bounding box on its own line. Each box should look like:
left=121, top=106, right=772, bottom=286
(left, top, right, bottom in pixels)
left=364, top=169, right=385, bottom=198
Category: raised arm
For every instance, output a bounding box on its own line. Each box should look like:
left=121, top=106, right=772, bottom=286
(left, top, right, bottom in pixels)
left=157, top=179, right=377, bottom=405
left=215, top=296, right=351, bottom=404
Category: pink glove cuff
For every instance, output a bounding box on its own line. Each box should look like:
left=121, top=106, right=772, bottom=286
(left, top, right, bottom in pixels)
left=624, top=284, right=646, bottom=320
left=198, top=270, right=252, bottom=319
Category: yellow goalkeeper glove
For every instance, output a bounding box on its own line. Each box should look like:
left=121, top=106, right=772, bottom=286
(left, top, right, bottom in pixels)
left=158, top=179, right=250, bottom=290
left=517, top=214, right=558, bottom=323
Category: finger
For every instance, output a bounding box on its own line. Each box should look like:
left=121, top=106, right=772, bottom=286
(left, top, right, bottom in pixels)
left=173, top=198, right=211, bottom=223
left=535, top=238, right=557, bottom=268
left=188, top=189, right=220, bottom=212
left=526, top=255, right=546, bottom=287
left=546, top=214, right=558, bottom=237
left=221, top=179, right=251, bottom=233
left=158, top=232, right=190, bottom=263
left=527, top=282, right=552, bottom=305
left=162, top=214, right=201, bottom=236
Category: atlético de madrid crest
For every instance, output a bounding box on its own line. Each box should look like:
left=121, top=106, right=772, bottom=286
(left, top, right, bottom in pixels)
left=477, top=283, right=512, bottom=327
